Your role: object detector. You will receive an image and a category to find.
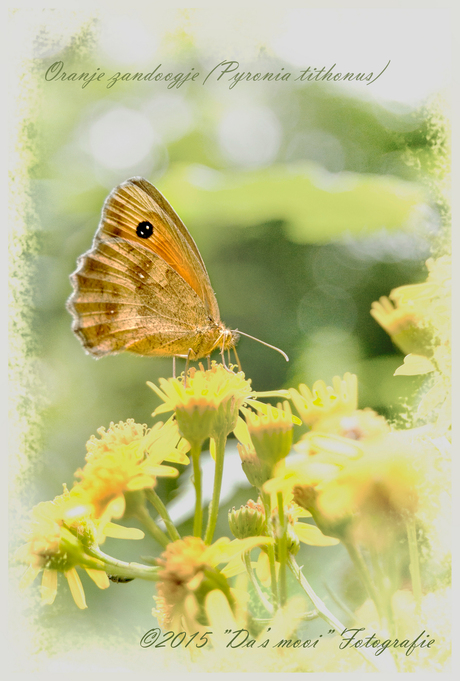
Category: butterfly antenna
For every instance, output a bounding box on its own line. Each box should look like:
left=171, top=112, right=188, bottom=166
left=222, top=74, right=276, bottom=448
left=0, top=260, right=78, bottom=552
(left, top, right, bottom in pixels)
left=235, top=330, right=289, bottom=362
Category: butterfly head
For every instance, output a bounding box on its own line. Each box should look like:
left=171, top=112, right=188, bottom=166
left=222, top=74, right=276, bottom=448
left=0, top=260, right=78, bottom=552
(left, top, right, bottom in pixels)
left=207, top=323, right=239, bottom=355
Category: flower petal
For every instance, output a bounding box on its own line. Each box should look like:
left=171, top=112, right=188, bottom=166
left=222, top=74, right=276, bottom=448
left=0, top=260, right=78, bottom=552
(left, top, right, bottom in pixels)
left=220, top=554, right=245, bottom=578
left=394, top=354, right=436, bottom=376
left=103, top=522, right=144, bottom=540
left=294, top=522, right=339, bottom=546
left=85, top=568, right=110, bottom=589
left=65, top=568, right=87, bottom=609
left=210, top=537, right=273, bottom=565
left=41, top=568, right=58, bottom=604
left=19, top=564, right=41, bottom=590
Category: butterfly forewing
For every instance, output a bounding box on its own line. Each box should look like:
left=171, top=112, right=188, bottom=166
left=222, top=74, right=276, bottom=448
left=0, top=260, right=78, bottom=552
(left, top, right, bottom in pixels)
left=67, top=177, right=235, bottom=360
left=100, top=178, right=220, bottom=320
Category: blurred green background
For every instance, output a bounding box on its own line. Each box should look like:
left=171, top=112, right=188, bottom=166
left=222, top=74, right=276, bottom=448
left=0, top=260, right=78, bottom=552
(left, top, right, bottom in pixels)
left=13, top=11, right=446, bottom=658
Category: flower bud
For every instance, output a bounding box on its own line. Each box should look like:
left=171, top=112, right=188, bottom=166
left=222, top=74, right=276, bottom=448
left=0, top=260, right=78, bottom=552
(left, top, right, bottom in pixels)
left=244, top=403, right=294, bottom=472
left=228, top=500, right=266, bottom=539
left=238, top=444, right=273, bottom=488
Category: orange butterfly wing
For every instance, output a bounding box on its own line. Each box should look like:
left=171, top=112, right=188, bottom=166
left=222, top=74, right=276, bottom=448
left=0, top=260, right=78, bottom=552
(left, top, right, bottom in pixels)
left=99, top=178, right=220, bottom=320
left=67, top=178, right=230, bottom=358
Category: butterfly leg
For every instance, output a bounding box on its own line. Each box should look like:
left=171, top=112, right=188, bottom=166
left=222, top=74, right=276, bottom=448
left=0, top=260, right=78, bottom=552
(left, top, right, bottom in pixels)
left=232, top=344, right=243, bottom=372
left=184, top=347, right=196, bottom=387
left=172, top=355, right=176, bottom=379
left=220, top=337, right=231, bottom=371
left=207, top=355, right=211, bottom=370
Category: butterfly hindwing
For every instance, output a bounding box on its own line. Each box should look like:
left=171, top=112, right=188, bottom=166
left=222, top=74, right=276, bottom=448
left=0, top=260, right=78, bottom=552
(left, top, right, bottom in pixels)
left=68, top=237, right=212, bottom=357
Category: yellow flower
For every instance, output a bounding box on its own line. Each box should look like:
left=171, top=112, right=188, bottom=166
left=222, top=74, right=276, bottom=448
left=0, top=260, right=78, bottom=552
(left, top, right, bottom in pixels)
left=316, top=431, right=422, bottom=524
left=390, top=255, right=451, bottom=343
left=85, top=417, right=189, bottom=465
left=148, top=362, right=261, bottom=445
left=86, top=419, right=148, bottom=459
left=17, top=486, right=146, bottom=608
left=235, top=404, right=301, bottom=487
left=74, top=419, right=183, bottom=524
left=372, top=255, right=451, bottom=433
left=242, top=401, right=297, bottom=468
left=16, top=491, right=109, bottom=609
left=289, top=374, right=390, bottom=458
left=370, top=295, right=420, bottom=338
left=290, top=373, right=358, bottom=428
left=267, top=428, right=425, bottom=548
left=154, top=535, right=272, bottom=631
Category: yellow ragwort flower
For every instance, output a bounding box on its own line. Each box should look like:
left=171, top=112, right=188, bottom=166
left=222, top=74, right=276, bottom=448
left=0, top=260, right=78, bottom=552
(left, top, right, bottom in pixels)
left=242, top=401, right=298, bottom=468
left=16, top=491, right=108, bottom=609
left=148, top=362, right=275, bottom=445
left=154, top=535, right=272, bottom=631
left=266, top=427, right=425, bottom=547
left=290, top=372, right=358, bottom=427
left=390, top=255, right=451, bottom=342
left=316, top=431, right=423, bottom=528
left=235, top=403, right=301, bottom=486
left=290, top=374, right=390, bottom=457
left=74, top=419, right=183, bottom=524
left=372, top=255, right=451, bottom=433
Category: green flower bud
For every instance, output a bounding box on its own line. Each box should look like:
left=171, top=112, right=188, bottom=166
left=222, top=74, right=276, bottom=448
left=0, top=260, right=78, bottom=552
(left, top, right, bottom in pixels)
left=228, top=501, right=266, bottom=539
left=238, top=444, right=273, bottom=488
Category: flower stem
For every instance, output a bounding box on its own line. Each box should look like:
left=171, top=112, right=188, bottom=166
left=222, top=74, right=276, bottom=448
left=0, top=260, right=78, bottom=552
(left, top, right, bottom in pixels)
left=134, top=506, right=170, bottom=548
left=406, top=519, right=422, bottom=613
left=204, top=433, right=227, bottom=545
left=145, top=488, right=181, bottom=542
left=287, top=555, right=346, bottom=632
left=343, top=539, right=383, bottom=620
left=288, top=555, right=396, bottom=673
left=276, top=491, right=288, bottom=607
left=369, top=546, right=396, bottom=634
left=243, top=551, right=274, bottom=615
left=191, top=442, right=203, bottom=538
left=86, top=546, right=160, bottom=582
left=261, top=491, right=279, bottom=608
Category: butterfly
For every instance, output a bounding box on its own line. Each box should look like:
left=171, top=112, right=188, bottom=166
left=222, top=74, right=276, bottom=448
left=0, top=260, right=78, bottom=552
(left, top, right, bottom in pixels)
left=67, top=177, right=240, bottom=362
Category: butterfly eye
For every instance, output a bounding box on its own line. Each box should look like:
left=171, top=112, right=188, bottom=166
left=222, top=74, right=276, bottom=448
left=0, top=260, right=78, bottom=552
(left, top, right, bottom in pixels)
left=136, top=221, right=154, bottom=239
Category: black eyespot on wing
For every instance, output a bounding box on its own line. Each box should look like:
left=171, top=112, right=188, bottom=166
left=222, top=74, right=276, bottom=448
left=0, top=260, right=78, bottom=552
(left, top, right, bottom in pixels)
left=136, top=221, right=154, bottom=239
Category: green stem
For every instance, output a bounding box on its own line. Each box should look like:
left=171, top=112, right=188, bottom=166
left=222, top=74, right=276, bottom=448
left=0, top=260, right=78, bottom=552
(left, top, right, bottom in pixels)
left=134, top=506, right=169, bottom=548
left=261, top=491, right=279, bottom=608
left=369, top=547, right=396, bottom=634
left=243, top=551, right=274, bottom=615
left=86, top=546, right=160, bottom=582
left=204, top=433, right=227, bottom=545
left=276, top=491, right=288, bottom=607
left=191, top=442, right=203, bottom=538
left=323, top=582, right=358, bottom=623
left=406, top=519, right=422, bottom=613
left=145, top=488, right=181, bottom=542
left=343, top=539, right=383, bottom=620
left=288, top=555, right=396, bottom=673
